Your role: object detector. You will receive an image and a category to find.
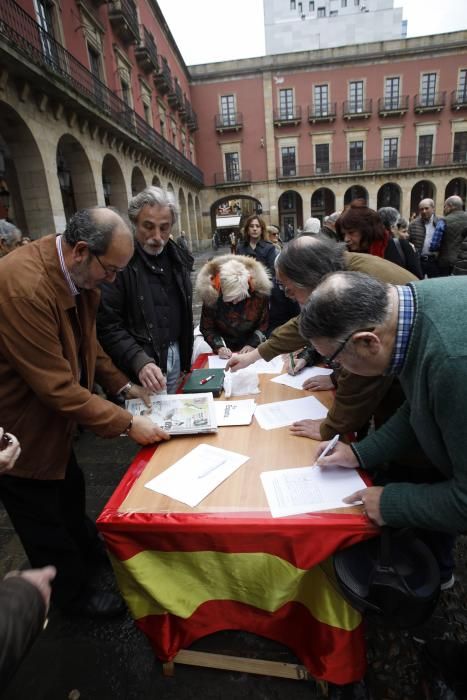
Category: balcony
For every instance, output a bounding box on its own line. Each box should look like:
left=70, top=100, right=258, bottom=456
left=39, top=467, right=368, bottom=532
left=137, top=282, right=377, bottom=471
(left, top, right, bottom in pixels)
left=134, top=27, right=158, bottom=73
left=308, top=102, right=337, bottom=123
left=414, top=91, right=446, bottom=113
left=214, top=170, right=251, bottom=187
left=215, top=112, right=243, bottom=133
left=451, top=89, right=467, bottom=111
left=108, top=0, right=139, bottom=45
left=154, top=55, right=172, bottom=95
left=273, top=106, right=302, bottom=127
left=168, top=79, right=183, bottom=110
left=343, top=99, right=372, bottom=120
left=0, top=0, right=203, bottom=187
left=186, top=105, right=198, bottom=132
left=275, top=152, right=463, bottom=180
left=378, top=95, right=409, bottom=117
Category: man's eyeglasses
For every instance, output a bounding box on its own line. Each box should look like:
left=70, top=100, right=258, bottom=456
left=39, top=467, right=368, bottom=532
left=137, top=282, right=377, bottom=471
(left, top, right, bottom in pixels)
left=322, top=328, right=374, bottom=370
left=93, top=253, right=126, bottom=276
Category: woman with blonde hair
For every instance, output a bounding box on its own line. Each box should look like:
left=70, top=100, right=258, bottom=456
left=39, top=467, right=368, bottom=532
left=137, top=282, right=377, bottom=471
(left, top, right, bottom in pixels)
left=196, top=254, right=272, bottom=359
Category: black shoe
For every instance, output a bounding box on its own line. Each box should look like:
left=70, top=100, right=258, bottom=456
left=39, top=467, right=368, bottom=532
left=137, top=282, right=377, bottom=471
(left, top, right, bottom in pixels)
left=67, top=589, right=126, bottom=619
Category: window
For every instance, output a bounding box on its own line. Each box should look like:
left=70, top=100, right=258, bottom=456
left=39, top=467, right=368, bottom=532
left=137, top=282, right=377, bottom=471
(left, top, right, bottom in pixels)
left=35, top=0, right=58, bottom=65
left=315, top=143, right=330, bottom=173
left=330, top=9, right=338, bottom=15
left=421, top=73, right=437, bottom=106
left=225, top=152, right=240, bottom=181
left=309, top=1, right=315, bottom=10
left=349, top=140, right=364, bottom=170
left=453, top=132, right=467, bottom=163
left=120, top=78, right=131, bottom=107
left=354, top=0, right=360, bottom=5
left=220, top=95, right=236, bottom=127
left=281, top=146, right=296, bottom=176
left=317, top=6, right=326, bottom=17
left=159, top=108, right=166, bottom=138
left=418, top=134, right=433, bottom=166
left=298, top=2, right=303, bottom=13
left=143, top=102, right=151, bottom=123
left=349, top=80, right=364, bottom=112
left=383, top=137, right=398, bottom=168
left=457, top=69, right=467, bottom=102
left=341, top=0, right=348, bottom=6
left=384, top=77, right=400, bottom=110
left=290, top=0, right=296, bottom=8
left=279, top=89, right=295, bottom=120
left=314, top=84, right=329, bottom=116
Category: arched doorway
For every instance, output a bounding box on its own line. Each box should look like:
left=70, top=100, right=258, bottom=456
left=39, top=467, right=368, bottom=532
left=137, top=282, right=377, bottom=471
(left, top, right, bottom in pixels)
left=102, top=154, right=128, bottom=213
left=445, top=178, right=467, bottom=203
left=377, top=183, right=402, bottom=211
left=131, top=167, right=146, bottom=196
left=344, top=185, right=369, bottom=206
left=56, top=134, right=96, bottom=222
left=0, top=101, right=54, bottom=236
left=210, top=195, right=261, bottom=247
left=278, top=190, right=303, bottom=237
left=410, top=181, right=435, bottom=217
left=310, top=188, right=335, bottom=222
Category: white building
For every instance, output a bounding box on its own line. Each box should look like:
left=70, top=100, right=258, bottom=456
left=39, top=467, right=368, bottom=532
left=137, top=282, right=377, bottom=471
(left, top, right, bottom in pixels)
left=264, top=0, right=406, bottom=54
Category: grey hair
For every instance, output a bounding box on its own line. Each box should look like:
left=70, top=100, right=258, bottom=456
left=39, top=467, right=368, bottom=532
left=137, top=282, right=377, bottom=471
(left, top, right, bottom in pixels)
left=0, top=219, right=21, bottom=244
left=128, top=186, right=179, bottom=226
left=299, top=271, right=390, bottom=342
left=324, top=212, right=340, bottom=226
left=397, top=217, right=409, bottom=230
left=275, top=237, right=347, bottom=291
left=445, top=195, right=464, bottom=210
left=63, top=207, right=125, bottom=254
left=377, top=207, right=400, bottom=230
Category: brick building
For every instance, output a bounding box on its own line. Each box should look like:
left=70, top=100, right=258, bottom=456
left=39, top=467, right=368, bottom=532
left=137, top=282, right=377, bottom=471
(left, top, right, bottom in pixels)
left=0, top=0, right=466, bottom=246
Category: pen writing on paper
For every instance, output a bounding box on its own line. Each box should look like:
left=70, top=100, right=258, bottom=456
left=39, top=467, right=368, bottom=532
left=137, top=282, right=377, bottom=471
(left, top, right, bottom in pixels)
left=289, top=352, right=295, bottom=373
left=317, top=433, right=340, bottom=462
left=220, top=338, right=227, bottom=347
left=200, top=375, right=214, bottom=385
left=197, top=459, right=227, bottom=479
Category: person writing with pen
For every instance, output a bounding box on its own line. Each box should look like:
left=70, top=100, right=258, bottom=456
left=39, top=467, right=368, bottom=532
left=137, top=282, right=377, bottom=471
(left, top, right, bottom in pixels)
left=195, top=254, right=272, bottom=360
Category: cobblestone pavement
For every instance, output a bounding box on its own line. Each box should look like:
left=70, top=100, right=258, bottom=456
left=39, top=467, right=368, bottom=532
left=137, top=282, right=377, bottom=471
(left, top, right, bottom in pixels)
left=0, top=243, right=465, bottom=699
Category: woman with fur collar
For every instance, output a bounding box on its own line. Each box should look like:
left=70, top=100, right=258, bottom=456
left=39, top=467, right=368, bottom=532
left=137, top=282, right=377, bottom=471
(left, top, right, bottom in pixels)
left=196, top=254, right=272, bottom=360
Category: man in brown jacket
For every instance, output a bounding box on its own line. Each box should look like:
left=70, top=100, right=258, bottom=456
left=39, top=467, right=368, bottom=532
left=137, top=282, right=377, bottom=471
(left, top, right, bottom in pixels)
left=0, top=207, right=169, bottom=617
left=227, top=236, right=416, bottom=440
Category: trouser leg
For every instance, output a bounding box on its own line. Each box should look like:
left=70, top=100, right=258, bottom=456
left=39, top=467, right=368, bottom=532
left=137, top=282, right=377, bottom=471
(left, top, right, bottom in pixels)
left=0, top=452, right=95, bottom=608
left=166, top=340, right=181, bottom=393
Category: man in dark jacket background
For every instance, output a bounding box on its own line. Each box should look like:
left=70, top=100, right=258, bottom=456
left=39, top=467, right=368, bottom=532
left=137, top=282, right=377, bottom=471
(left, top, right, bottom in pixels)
left=439, top=195, right=467, bottom=274
left=408, top=198, right=440, bottom=277
left=97, top=187, right=194, bottom=394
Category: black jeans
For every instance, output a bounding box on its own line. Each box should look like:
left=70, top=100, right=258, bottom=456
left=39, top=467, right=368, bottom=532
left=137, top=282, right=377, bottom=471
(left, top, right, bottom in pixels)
left=0, top=451, right=100, bottom=608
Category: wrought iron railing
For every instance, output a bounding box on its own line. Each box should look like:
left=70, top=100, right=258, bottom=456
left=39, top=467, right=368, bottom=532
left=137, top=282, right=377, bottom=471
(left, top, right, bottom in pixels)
left=377, top=95, right=409, bottom=112
left=308, top=102, right=337, bottom=120
left=414, top=91, right=446, bottom=110
left=215, top=112, right=243, bottom=129
left=343, top=98, right=372, bottom=117
left=214, top=170, right=251, bottom=185
left=0, top=0, right=203, bottom=185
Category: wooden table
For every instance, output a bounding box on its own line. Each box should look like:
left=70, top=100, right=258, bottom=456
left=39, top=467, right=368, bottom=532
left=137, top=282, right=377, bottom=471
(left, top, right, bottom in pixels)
left=98, top=361, right=377, bottom=687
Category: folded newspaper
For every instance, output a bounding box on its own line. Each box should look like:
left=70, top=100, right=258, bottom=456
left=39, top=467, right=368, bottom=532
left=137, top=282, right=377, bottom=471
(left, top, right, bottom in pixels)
left=125, top=392, right=218, bottom=435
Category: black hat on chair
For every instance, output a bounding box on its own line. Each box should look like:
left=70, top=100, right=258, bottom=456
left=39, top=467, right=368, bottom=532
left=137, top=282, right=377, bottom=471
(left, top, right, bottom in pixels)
left=333, top=527, right=440, bottom=629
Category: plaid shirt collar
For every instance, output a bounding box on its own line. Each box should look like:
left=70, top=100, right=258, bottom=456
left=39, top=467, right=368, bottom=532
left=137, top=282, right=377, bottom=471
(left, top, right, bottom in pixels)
left=385, top=285, right=415, bottom=375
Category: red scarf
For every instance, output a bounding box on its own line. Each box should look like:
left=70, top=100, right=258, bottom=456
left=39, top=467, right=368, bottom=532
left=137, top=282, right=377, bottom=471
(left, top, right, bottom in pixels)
left=368, top=229, right=390, bottom=259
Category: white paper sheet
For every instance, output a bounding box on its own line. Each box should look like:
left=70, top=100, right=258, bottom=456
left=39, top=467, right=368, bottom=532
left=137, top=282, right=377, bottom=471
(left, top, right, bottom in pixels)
left=214, top=399, right=256, bottom=426
left=208, top=355, right=284, bottom=374
left=144, top=443, right=249, bottom=507
left=254, top=395, right=328, bottom=430
left=270, top=366, right=334, bottom=391
left=260, top=465, right=366, bottom=517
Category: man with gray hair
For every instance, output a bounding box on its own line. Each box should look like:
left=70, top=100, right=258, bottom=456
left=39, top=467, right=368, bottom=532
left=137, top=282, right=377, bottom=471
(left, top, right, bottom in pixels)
left=408, top=198, right=440, bottom=277
left=321, top=212, right=340, bottom=241
left=437, top=195, right=467, bottom=274
left=0, top=207, right=169, bottom=618
left=98, top=186, right=194, bottom=393
left=0, top=219, right=22, bottom=256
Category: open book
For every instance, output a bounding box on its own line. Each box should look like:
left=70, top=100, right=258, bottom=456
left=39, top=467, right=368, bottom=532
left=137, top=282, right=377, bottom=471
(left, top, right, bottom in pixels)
left=125, top=392, right=218, bottom=435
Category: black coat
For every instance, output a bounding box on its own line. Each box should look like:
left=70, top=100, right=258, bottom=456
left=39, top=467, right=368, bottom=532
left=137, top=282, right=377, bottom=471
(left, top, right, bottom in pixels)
left=97, top=240, right=194, bottom=379
left=385, top=238, right=423, bottom=279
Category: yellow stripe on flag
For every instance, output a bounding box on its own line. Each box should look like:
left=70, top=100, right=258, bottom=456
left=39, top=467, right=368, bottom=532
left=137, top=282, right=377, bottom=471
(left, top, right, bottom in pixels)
left=111, top=550, right=360, bottom=631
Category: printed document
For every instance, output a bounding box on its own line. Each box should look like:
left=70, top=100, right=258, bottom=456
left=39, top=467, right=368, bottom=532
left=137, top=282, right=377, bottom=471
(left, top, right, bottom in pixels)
left=214, top=399, right=256, bottom=426
left=144, top=443, right=249, bottom=507
left=270, top=366, right=333, bottom=391
left=254, top=395, right=328, bottom=430
left=261, top=465, right=366, bottom=517
left=208, top=355, right=284, bottom=374
left=126, top=393, right=217, bottom=435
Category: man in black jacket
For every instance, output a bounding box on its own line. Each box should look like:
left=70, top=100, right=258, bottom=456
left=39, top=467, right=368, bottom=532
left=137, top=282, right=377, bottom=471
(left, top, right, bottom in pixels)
left=97, top=187, right=194, bottom=394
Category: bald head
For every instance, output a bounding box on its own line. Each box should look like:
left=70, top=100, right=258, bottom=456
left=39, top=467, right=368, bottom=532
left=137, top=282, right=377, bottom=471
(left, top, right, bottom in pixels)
left=64, top=207, right=133, bottom=256
left=418, top=199, right=435, bottom=222
left=444, top=195, right=464, bottom=214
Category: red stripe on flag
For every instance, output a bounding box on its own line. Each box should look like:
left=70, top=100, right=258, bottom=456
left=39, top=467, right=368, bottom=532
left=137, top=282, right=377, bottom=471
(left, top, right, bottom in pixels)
left=137, top=598, right=366, bottom=684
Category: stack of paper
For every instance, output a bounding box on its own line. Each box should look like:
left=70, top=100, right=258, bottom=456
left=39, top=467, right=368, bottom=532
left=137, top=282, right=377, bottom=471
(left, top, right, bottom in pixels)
left=214, top=399, right=256, bottom=426
left=270, top=366, right=333, bottom=390
left=254, top=395, right=328, bottom=430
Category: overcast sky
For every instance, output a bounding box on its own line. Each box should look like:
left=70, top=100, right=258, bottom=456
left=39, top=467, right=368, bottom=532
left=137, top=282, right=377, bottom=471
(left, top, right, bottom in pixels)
left=157, top=0, right=467, bottom=66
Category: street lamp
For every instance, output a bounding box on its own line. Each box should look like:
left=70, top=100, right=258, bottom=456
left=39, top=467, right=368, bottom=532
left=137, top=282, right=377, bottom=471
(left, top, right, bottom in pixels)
left=57, top=156, right=72, bottom=192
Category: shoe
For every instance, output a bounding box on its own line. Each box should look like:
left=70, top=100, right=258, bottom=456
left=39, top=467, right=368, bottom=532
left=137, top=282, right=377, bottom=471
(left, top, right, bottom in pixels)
left=67, top=589, right=126, bottom=619
left=440, top=574, right=455, bottom=591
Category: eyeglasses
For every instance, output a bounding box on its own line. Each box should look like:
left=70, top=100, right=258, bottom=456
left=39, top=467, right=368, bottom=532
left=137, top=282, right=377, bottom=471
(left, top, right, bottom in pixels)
left=93, top=253, right=126, bottom=276
left=322, top=327, right=374, bottom=370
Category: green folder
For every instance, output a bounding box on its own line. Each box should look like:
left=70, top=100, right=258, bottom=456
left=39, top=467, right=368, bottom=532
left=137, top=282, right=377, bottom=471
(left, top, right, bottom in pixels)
left=181, top=368, right=225, bottom=397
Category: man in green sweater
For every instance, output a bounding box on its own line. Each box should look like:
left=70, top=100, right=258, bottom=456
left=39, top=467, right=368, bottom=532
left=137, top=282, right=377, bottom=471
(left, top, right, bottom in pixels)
left=300, top=271, right=467, bottom=691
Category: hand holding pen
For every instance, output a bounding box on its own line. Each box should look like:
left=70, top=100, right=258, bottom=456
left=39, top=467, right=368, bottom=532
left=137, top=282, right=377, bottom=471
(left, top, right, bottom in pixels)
left=315, top=435, right=359, bottom=470
left=217, top=338, right=232, bottom=360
